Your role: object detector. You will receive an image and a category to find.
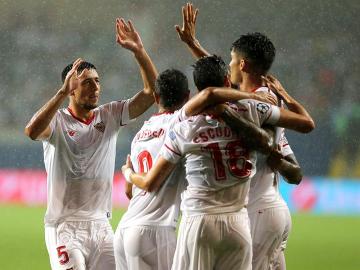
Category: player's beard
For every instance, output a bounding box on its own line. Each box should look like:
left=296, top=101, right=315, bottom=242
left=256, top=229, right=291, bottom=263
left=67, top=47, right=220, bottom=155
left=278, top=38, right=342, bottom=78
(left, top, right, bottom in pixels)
left=82, top=103, right=98, bottom=110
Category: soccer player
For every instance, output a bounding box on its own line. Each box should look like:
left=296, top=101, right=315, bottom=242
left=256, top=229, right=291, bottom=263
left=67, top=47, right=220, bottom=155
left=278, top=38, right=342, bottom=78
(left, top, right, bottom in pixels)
left=176, top=4, right=311, bottom=269
left=113, top=69, right=190, bottom=270
left=114, top=63, right=278, bottom=269
left=24, top=19, right=157, bottom=270
left=121, top=55, right=314, bottom=270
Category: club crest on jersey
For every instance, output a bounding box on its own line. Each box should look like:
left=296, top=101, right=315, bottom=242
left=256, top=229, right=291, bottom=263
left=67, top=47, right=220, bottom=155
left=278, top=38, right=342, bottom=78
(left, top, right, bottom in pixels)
left=256, top=103, right=270, bottom=114
left=67, top=130, right=76, bottom=137
left=94, top=121, right=105, bottom=133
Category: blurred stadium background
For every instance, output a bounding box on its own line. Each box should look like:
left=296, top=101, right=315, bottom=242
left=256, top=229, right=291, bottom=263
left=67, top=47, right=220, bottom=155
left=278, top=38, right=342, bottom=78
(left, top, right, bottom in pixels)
left=0, top=0, right=359, bottom=269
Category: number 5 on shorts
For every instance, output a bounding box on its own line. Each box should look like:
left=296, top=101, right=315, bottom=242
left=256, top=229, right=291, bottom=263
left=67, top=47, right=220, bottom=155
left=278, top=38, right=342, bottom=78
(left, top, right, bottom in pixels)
left=56, top=245, right=70, bottom=265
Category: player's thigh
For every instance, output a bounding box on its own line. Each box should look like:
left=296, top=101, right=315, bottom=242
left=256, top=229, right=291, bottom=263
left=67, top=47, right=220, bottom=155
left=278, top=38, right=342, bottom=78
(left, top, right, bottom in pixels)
left=172, top=215, right=215, bottom=270
left=270, top=209, right=292, bottom=270
left=173, top=212, right=252, bottom=270
left=45, top=225, right=86, bottom=270
left=123, top=226, right=176, bottom=270
left=113, top=227, right=128, bottom=270
left=249, top=208, right=287, bottom=270
left=122, top=226, right=159, bottom=269
left=154, top=227, right=177, bottom=270
left=214, top=211, right=252, bottom=270
left=90, top=221, right=116, bottom=270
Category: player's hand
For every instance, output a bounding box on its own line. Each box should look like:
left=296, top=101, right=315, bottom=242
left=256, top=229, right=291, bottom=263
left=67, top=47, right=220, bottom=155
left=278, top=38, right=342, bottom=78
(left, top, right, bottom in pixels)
left=262, top=75, right=290, bottom=102
left=267, top=145, right=284, bottom=170
left=125, top=182, right=133, bottom=200
left=121, top=154, right=134, bottom=174
left=175, top=3, right=199, bottom=45
left=253, top=92, right=277, bottom=105
left=115, top=18, right=144, bottom=53
left=59, top=58, right=84, bottom=96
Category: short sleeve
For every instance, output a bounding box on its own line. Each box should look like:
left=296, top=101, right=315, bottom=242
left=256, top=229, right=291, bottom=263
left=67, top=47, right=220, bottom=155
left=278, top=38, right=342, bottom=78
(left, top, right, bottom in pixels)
left=104, top=99, right=132, bottom=127
left=159, top=128, right=183, bottom=164
left=254, top=101, right=280, bottom=126
left=42, top=111, right=59, bottom=142
left=167, top=107, right=188, bottom=129
left=279, top=133, right=293, bottom=157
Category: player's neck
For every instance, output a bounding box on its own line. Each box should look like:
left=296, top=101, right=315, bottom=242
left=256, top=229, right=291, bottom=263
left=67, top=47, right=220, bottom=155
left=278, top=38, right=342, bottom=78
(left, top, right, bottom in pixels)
left=68, top=103, right=94, bottom=122
left=158, top=107, right=174, bottom=114
left=240, top=74, right=263, bottom=93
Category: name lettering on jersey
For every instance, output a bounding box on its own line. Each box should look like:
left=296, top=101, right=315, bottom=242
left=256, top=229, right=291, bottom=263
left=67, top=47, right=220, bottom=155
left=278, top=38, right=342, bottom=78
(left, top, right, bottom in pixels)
left=67, top=130, right=76, bottom=137
left=94, top=121, right=105, bottom=133
left=228, top=102, right=248, bottom=112
left=135, top=128, right=165, bottom=141
left=193, top=126, right=233, bottom=143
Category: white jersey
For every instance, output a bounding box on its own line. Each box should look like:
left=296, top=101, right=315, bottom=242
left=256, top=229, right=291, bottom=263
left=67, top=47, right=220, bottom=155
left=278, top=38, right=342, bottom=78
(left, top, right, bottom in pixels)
left=248, top=87, right=293, bottom=213
left=42, top=100, right=131, bottom=225
left=119, top=109, right=187, bottom=229
left=160, top=99, right=280, bottom=216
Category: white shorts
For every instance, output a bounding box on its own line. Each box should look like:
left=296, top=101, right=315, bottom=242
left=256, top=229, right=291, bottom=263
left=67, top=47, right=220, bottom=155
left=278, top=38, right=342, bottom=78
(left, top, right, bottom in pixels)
left=249, top=206, right=292, bottom=270
left=45, top=220, right=115, bottom=270
left=114, top=225, right=177, bottom=270
left=172, top=208, right=252, bottom=270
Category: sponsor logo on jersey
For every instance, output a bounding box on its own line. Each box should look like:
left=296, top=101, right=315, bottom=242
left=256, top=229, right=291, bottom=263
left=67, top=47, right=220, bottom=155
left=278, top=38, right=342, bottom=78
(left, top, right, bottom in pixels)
left=256, top=103, right=270, bottom=114
left=94, top=121, right=105, bottom=133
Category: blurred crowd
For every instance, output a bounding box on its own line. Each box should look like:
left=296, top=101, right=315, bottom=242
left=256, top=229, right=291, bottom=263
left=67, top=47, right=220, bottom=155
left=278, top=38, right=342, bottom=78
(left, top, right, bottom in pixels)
left=0, top=0, right=359, bottom=177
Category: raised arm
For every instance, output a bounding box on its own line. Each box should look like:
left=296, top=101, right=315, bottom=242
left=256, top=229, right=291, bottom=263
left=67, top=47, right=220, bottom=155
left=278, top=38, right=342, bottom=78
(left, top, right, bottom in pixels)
left=122, top=155, right=176, bottom=192
left=184, top=86, right=277, bottom=117
left=116, top=18, right=158, bottom=119
left=175, top=3, right=210, bottom=59
left=24, top=58, right=83, bottom=140
left=262, top=75, right=315, bottom=133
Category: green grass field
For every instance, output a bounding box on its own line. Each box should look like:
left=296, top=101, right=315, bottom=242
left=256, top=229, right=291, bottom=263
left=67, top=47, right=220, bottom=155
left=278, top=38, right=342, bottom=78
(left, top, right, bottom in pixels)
left=0, top=204, right=359, bottom=270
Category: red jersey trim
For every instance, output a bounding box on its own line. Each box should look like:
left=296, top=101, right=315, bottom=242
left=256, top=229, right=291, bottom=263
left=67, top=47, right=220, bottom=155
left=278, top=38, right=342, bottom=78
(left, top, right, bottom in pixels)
left=165, top=144, right=181, bottom=156
left=251, top=86, right=262, bottom=93
left=67, top=108, right=95, bottom=125
left=153, top=111, right=174, bottom=116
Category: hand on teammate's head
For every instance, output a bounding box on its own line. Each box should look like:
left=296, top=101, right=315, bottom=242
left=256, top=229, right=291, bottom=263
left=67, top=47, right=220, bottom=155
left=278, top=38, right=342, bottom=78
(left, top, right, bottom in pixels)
left=261, top=75, right=287, bottom=99
left=254, top=92, right=277, bottom=105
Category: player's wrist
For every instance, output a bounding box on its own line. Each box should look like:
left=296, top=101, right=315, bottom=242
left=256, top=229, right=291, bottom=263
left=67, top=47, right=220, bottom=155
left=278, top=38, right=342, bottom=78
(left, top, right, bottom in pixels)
left=123, top=168, right=134, bottom=183
left=56, top=88, right=69, bottom=98
left=186, top=38, right=199, bottom=48
left=132, top=46, right=146, bottom=57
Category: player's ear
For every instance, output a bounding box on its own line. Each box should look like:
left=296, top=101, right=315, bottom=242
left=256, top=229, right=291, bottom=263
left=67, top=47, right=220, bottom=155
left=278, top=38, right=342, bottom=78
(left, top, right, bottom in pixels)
left=239, top=59, right=246, bottom=71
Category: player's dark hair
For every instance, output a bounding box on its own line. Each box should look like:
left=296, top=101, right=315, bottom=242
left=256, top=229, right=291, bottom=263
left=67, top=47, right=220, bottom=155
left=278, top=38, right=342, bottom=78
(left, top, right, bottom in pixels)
left=155, top=69, right=189, bottom=109
left=61, top=61, right=97, bottom=82
left=193, top=55, right=227, bottom=91
left=231, top=32, right=275, bottom=74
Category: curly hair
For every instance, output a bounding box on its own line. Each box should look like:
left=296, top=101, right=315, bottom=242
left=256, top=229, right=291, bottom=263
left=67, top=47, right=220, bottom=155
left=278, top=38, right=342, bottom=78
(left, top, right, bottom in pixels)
left=192, top=55, right=228, bottom=91
left=231, top=32, right=275, bottom=74
left=155, top=69, right=189, bottom=109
